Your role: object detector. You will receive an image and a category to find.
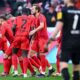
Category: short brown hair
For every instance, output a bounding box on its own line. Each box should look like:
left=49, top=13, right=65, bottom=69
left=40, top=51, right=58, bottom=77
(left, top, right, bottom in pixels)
left=33, top=4, right=41, bottom=12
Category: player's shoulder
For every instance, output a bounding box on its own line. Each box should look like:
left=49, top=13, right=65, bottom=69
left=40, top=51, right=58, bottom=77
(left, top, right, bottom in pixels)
left=28, top=15, right=36, bottom=20
left=63, top=6, right=79, bottom=11
left=66, top=6, right=80, bottom=15
left=2, top=22, right=10, bottom=29
left=28, top=15, right=34, bottom=18
left=38, top=13, right=46, bottom=20
left=39, top=13, right=45, bottom=18
left=16, top=15, right=22, bottom=20
left=60, top=6, right=67, bottom=13
left=7, top=18, right=13, bottom=23
left=60, top=6, right=80, bottom=15
left=16, top=15, right=21, bottom=18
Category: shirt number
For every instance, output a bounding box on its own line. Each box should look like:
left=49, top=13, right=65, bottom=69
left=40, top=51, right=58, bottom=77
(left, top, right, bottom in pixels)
left=72, top=14, right=79, bottom=30
left=71, top=14, right=79, bottom=34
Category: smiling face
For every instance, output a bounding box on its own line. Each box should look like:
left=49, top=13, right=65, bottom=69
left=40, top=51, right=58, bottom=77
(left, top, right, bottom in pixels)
left=31, top=5, right=36, bottom=15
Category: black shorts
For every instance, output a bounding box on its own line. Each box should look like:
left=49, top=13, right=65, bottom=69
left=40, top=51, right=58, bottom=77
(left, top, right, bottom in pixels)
left=60, top=50, right=80, bottom=65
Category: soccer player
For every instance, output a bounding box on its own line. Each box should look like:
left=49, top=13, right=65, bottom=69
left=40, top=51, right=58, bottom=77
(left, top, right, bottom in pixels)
left=11, top=8, right=36, bottom=78
left=4, top=9, right=36, bottom=77
left=52, top=32, right=62, bottom=76
left=29, top=5, right=55, bottom=77
left=0, top=15, right=13, bottom=76
left=47, top=0, right=80, bottom=80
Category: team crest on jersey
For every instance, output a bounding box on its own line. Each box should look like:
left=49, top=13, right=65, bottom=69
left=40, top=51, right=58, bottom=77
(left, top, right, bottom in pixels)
left=57, top=12, right=62, bottom=20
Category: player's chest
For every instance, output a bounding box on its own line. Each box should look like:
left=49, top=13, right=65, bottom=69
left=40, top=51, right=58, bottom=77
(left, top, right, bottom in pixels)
left=0, top=27, right=6, bottom=34
left=35, top=18, right=40, bottom=27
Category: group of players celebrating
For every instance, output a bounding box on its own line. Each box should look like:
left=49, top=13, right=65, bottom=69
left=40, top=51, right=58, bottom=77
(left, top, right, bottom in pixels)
left=0, top=4, right=55, bottom=78
left=0, top=0, right=80, bottom=80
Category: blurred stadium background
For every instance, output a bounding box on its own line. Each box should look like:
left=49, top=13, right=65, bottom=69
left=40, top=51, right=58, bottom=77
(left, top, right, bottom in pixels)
left=0, top=0, right=79, bottom=80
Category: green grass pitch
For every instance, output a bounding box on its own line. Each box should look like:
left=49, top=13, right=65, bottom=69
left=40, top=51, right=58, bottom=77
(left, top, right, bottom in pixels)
left=0, top=64, right=72, bottom=80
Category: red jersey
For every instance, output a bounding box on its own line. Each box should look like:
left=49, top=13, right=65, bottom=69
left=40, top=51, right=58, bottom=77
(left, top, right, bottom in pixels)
left=28, top=15, right=36, bottom=30
left=0, top=22, right=13, bottom=43
left=14, top=15, right=32, bottom=36
left=35, top=13, right=48, bottom=39
left=75, top=1, right=80, bottom=9
left=7, top=18, right=15, bottom=28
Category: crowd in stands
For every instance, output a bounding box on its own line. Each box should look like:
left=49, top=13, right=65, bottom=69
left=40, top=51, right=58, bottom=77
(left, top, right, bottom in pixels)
left=0, top=0, right=80, bottom=27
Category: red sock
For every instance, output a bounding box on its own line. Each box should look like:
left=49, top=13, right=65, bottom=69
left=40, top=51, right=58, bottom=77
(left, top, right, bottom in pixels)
left=23, top=57, right=29, bottom=74
left=39, top=55, right=47, bottom=72
left=19, top=60, right=24, bottom=73
left=28, top=60, right=35, bottom=73
left=29, top=58, right=40, bottom=69
left=56, top=55, right=60, bottom=73
left=32, top=56, right=41, bottom=66
left=7, top=59, right=12, bottom=73
left=12, top=54, right=18, bottom=71
left=45, top=58, right=51, bottom=68
left=3, top=59, right=12, bottom=74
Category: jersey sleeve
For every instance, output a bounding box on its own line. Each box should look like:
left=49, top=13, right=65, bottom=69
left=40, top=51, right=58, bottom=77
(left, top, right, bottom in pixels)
left=5, top=24, right=14, bottom=43
left=39, top=14, right=45, bottom=23
left=57, top=11, right=63, bottom=22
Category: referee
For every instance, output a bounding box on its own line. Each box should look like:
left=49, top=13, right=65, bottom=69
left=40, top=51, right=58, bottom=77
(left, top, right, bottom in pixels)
left=47, top=0, right=80, bottom=80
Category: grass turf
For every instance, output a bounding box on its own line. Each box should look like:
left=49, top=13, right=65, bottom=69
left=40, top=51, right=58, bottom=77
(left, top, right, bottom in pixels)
left=0, top=64, right=72, bottom=80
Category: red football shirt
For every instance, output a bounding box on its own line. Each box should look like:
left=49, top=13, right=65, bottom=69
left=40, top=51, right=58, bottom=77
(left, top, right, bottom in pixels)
left=0, top=22, right=13, bottom=43
left=14, top=15, right=33, bottom=36
left=7, top=18, right=15, bottom=28
left=35, top=13, right=48, bottom=39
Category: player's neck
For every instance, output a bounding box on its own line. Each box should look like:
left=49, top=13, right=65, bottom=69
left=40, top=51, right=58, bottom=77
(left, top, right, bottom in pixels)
left=67, top=3, right=74, bottom=7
